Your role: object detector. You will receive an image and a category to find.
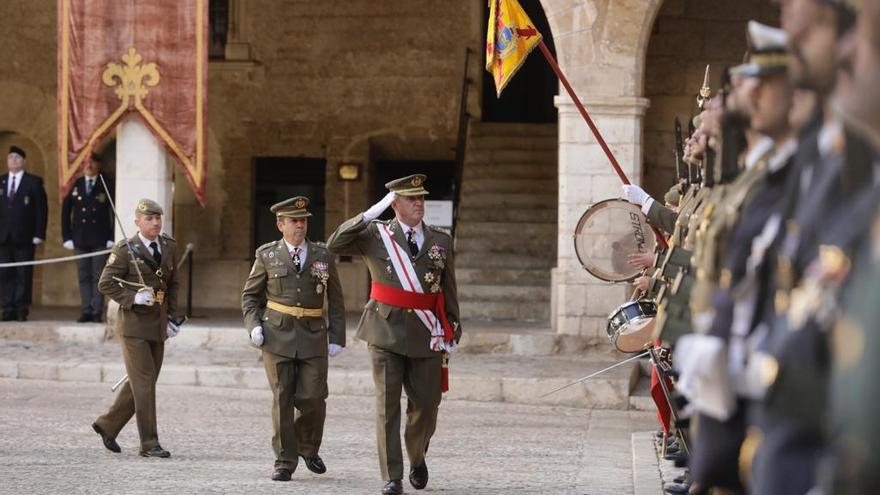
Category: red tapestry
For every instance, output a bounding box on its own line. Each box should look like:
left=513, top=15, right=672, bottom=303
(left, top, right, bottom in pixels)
left=57, top=0, right=208, bottom=205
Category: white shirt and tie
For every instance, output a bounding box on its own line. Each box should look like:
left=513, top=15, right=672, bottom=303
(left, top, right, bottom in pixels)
left=283, top=239, right=307, bottom=270
left=84, top=175, right=97, bottom=195
left=397, top=219, right=424, bottom=254
left=7, top=170, right=23, bottom=198
left=138, top=232, right=162, bottom=262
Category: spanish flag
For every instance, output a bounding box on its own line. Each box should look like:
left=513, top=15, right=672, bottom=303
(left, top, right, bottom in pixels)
left=485, top=0, right=543, bottom=97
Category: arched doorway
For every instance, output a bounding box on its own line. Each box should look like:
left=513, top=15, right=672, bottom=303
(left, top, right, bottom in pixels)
left=641, top=0, right=780, bottom=198
left=481, top=0, right=557, bottom=123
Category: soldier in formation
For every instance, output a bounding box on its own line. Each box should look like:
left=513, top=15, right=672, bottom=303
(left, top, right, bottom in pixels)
left=616, top=1, right=880, bottom=493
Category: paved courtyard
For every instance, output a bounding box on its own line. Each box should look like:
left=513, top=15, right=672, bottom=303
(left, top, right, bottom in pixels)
left=0, top=378, right=658, bottom=494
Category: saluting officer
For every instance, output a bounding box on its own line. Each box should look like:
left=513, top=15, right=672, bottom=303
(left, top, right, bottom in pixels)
left=241, top=196, right=346, bottom=482
left=61, top=155, right=114, bottom=323
left=327, top=174, right=461, bottom=495
left=0, top=145, right=48, bottom=322
left=92, top=199, right=180, bottom=458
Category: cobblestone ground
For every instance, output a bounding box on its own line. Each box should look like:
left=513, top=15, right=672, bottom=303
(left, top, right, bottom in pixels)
left=0, top=378, right=656, bottom=495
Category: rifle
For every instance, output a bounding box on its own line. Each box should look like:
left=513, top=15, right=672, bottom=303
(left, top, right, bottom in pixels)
left=674, top=116, right=689, bottom=194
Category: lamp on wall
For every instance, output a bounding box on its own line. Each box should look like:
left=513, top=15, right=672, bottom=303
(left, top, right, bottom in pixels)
left=337, top=162, right=362, bottom=181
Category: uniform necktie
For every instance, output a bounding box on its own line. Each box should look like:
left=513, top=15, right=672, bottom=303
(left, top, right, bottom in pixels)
left=292, top=247, right=301, bottom=271
left=86, top=178, right=93, bottom=195
left=8, top=176, right=16, bottom=201
left=150, top=241, right=162, bottom=265
left=406, top=228, right=419, bottom=257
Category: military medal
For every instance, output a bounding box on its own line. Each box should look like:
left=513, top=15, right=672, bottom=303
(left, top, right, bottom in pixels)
left=97, top=193, right=106, bottom=203
left=23, top=196, right=29, bottom=205
left=316, top=284, right=324, bottom=294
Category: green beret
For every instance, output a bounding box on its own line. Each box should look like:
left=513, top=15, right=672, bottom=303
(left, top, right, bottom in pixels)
left=136, top=198, right=164, bottom=216
left=271, top=196, right=312, bottom=218
left=385, top=174, right=429, bottom=196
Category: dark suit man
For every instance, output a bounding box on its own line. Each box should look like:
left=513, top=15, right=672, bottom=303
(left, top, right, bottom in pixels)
left=241, top=196, right=346, bottom=482
left=61, top=157, right=114, bottom=322
left=327, top=174, right=461, bottom=495
left=92, top=198, right=179, bottom=458
left=0, top=145, right=48, bottom=321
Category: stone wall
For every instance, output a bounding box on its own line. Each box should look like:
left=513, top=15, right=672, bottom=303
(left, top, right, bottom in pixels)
left=642, top=0, right=779, bottom=198
left=0, top=0, right=484, bottom=310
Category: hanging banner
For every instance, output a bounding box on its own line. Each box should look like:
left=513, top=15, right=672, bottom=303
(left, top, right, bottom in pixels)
left=57, top=0, right=208, bottom=205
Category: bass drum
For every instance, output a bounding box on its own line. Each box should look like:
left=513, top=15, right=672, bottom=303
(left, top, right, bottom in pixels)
left=574, top=198, right=658, bottom=283
left=606, top=299, right=657, bottom=353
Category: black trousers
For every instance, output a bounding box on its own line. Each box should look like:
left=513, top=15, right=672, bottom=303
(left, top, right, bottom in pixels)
left=0, top=242, right=35, bottom=316
left=74, top=247, right=108, bottom=316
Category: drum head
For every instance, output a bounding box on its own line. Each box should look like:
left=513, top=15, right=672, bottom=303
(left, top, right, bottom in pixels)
left=574, top=198, right=658, bottom=282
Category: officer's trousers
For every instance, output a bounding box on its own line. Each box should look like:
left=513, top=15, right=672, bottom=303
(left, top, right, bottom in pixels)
left=95, top=337, right=165, bottom=451
left=369, top=345, right=442, bottom=481
left=75, top=247, right=107, bottom=317
left=262, top=350, right=328, bottom=469
left=0, top=242, right=35, bottom=316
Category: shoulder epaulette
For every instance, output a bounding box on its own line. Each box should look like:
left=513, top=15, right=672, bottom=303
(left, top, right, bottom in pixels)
left=257, top=240, right=280, bottom=253
left=161, top=232, right=176, bottom=242
left=428, top=225, right=452, bottom=237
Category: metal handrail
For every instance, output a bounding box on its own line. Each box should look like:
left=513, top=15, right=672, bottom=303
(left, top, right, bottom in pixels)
left=451, top=47, right=473, bottom=240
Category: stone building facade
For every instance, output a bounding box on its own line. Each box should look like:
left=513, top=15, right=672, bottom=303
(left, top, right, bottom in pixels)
left=0, top=0, right=776, bottom=346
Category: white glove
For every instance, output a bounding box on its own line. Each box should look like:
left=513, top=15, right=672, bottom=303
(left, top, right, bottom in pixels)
left=250, top=326, right=264, bottom=346
left=33, top=237, right=44, bottom=245
left=63, top=240, right=75, bottom=250
left=105, top=240, right=115, bottom=249
left=621, top=185, right=650, bottom=206
left=166, top=321, right=180, bottom=338
left=364, top=191, right=396, bottom=222
left=328, top=343, right=343, bottom=357
left=134, top=288, right=155, bottom=306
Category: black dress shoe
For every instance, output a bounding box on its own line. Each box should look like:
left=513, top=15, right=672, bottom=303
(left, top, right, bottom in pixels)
left=409, top=461, right=428, bottom=490
left=664, top=450, right=687, bottom=463
left=91, top=423, right=121, bottom=453
left=92, top=313, right=103, bottom=323
left=77, top=313, right=93, bottom=323
left=673, top=473, right=688, bottom=484
left=382, top=479, right=403, bottom=494
left=664, top=481, right=691, bottom=494
left=1, top=312, right=14, bottom=322
left=16, top=313, right=27, bottom=322
left=272, top=468, right=292, bottom=481
left=139, top=445, right=171, bottom=458
left=301, top=455, right=326, bottom=474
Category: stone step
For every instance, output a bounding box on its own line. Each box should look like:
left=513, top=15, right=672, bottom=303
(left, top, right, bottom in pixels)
left=456, top=251, right=556, bottom=269
left=466, top=135, right=558, bottom=151
left=458, top=283, right=549, bottom=302
left=463, top=163, right=557, bottom=179
left=455, top=237, right=556, bottom=257
left=469, top=122, right=558, bottom=138
left=460, top=177, right=556, bottom=195
left=0, top=337, right=640, bottom=409
left=628, top=373, right=656, bottom=412
left=456, top=221, right=556, bottom=238
left=457, top=207, right=557, bottom=223
left=460, top=300, right=551, bottom=320
left=460, top=192, right=557, bottom=209
left=464, top=149, right=558, bottom=166
left=455, top=268, right=551, bottom=285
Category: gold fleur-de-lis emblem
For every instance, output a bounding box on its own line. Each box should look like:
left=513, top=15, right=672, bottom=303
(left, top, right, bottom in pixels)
left=102, top=47, right=160, bottom=106
left=295, top=198, right=306, bottom=209
left=412, top=176, right=423, bottom=187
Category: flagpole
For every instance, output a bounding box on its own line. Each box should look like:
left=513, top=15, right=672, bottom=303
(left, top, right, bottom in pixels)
left=535, top=40, right=668, bottom=249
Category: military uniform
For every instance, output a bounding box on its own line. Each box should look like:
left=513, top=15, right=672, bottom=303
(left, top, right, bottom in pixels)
left=241, top=196, right=345, bottom=479
left=0, top=145, right=48, bottom=322
left=327, top=174, right=461, bottom=493
left=61, top=174, right=114, bottom=321
left=93, top=199, right=178, bottom=457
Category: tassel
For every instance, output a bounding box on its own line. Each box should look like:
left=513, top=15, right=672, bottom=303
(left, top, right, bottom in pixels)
left=441, top=352, right=449, bottom=392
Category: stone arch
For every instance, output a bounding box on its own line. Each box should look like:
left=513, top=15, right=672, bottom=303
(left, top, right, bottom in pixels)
left=0, top=80, right=68, bottom=307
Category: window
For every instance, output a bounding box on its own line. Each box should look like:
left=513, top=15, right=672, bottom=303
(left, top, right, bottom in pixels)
left=209, top=0, right=229, bottom=60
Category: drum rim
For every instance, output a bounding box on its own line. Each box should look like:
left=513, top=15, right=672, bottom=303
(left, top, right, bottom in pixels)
left=573, top=198, right=658, bottom=283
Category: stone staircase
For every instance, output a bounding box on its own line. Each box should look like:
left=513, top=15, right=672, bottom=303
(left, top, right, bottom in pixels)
left=455, top=122, right=558, bottom=321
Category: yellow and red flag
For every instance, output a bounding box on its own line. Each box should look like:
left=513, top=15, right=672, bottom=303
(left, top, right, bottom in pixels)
left=57, top=0, right=209, bottom=205
left=485, top=0, right=543, bottom=97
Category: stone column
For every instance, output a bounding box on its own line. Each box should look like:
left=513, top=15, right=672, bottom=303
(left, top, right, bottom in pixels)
left=114, top=116, right=174, bottom=237
left=552, top=95, right=650, bottom=343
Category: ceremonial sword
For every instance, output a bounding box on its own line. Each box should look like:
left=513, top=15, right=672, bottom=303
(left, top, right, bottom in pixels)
left=539, top=350, right=650, bottom=398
